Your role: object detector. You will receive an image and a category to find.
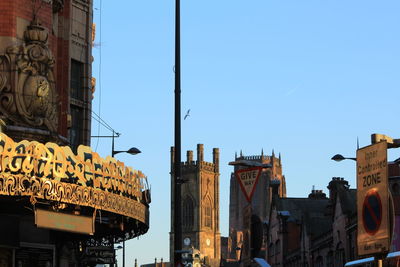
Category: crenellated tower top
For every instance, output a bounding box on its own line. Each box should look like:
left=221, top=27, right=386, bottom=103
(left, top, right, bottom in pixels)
left=170, top=144, right=219, bottom=173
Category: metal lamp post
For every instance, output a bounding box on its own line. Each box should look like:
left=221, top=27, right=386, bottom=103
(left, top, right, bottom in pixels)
left=111, top=134, right=141, bottom=267
left=111, top=131, right=141, bottom=158
left=174, top=0, right=183, bottom=266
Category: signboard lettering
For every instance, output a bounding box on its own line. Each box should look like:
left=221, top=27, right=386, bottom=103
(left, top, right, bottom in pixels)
left=357, top=141, right=389, bottom=256
left=0, top=133, right=147, bottom=200
left=35, top=209, right=94, bottom=235
left=84, top=246, right=115, bottom=264
left=235, top=167, right=262, bottom=202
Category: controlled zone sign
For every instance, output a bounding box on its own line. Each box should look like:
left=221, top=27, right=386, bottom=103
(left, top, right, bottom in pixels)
left=357, top=141, right=390, bottom=256
left=235, top=167, right=262, bottom=202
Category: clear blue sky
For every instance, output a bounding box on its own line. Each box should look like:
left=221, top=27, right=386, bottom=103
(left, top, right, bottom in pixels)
left=91, top=1, right=400, bottom=265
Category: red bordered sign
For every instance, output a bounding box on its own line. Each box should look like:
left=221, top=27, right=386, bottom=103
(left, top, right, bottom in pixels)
left=235, top=167, right=262, bottom=202
left=362, top=189, right=383, bottom=236
left=357, top=141, right=390, bottom=256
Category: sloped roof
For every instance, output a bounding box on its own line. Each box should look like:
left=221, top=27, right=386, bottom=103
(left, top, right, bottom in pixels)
left=275, top=197, right=331, bottom=237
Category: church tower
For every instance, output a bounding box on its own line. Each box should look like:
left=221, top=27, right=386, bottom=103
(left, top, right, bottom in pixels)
left=170, top=145, right=221, bottom=267
left=228, top=150, right=286, bottom=260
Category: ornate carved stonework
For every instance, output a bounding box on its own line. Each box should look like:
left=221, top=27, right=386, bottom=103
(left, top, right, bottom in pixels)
left=0, top=132, right=150, bottom=239
left=0, top=20, right=58, bottom=133
left=0, top=174, right=147, bottom=223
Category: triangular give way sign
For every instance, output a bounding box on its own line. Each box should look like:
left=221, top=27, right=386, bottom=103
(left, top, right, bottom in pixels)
left=235, top=167, right=262, bottom=202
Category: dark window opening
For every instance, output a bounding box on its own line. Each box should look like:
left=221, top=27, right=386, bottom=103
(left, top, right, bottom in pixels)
left=70, top=60, right=84, bottom=101
left=68, top=105, right=83, bottom=152
left=183, top=197, right=194, bottom=229
left=204, top=200, right=212, bottom=228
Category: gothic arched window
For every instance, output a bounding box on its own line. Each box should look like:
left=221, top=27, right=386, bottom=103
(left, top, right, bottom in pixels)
left=183, top=196, right=194, bottom=229
left=204, top=198, right=212, bottom=228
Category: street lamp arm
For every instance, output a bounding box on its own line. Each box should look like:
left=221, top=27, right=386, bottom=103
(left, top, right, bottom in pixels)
left=91, top=135, right=120, bottom=138
left=112, top=150, right=123, bottom=157
left=112, top=147, right=141, bottom=157
left=331, top=154, right=356, bottom=162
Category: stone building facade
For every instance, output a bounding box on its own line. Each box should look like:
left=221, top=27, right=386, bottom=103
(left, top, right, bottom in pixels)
left=227, top=151, right=286, bottom=261
left=0, top=0, right=93, bottom=150
left=267, top=157, right=400, bottom=267
left=267, top=178, right=358, bottom=267
left=0, top=1, right=95, bottom=266
left=170, top=145, right=221, bottom=267
left=0, top=1, right=151, bottom=266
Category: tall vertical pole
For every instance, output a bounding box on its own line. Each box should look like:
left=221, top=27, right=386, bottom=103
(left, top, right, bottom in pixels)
left=112, top=130, right=116, bottom=157
left=174, top=0, right=182, bottom=266
left=123, top=239, right=125, bottom=267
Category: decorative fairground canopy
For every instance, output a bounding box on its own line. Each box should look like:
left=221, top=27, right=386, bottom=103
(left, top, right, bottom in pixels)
left=0, top=133, right=150, bottom=240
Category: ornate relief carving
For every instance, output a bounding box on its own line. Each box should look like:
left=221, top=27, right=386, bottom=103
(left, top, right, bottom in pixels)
left=0, top=132, right=147, bottom=201
left=0, top=20, right=58, bottom=132
left=29, top=0, right=63, bottom=14
left=0, top=174, right=147, bottom=223
left=0, top=58, right=7, bottom=92
left=0, top=132, right=150, bottom=224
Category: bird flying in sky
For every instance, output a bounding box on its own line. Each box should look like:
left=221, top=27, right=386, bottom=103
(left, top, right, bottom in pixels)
left=184, top=109, right=190, bottom=120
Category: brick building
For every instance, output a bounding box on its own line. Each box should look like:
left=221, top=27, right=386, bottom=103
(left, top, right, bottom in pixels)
left=268, top=187, right=332, bottom=267
left=267, top=156, right=400, bottom=267
left=0, top=1, right=150, bottom=266
left=0, top=0, right=93, bottom=149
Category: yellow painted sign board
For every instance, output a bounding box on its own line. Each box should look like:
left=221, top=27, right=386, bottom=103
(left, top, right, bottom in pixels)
left=357, top=141, right=389, bottom=256
left=35, top=209, right=94, bottom=235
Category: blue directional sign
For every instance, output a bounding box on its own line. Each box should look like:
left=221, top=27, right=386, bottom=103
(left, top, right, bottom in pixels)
left=362, top=189, right=382, bottom=235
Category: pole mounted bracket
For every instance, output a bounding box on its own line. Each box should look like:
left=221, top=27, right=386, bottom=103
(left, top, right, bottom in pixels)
left=371, top=133, right=400, bottom=149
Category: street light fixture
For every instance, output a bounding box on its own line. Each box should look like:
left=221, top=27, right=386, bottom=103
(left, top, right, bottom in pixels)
left=331, top=154, right=356, bottom=162
left=111, top=133, right=141, bottom=267
left=111, top=131, right=141, bottom=158
left=92, top=128, right=141, bottom=267
left=112, top=146, right=141, bottom=157
left=92, top=131, right=141, bottom=158
left=331, top=132, right=400, bottom=162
